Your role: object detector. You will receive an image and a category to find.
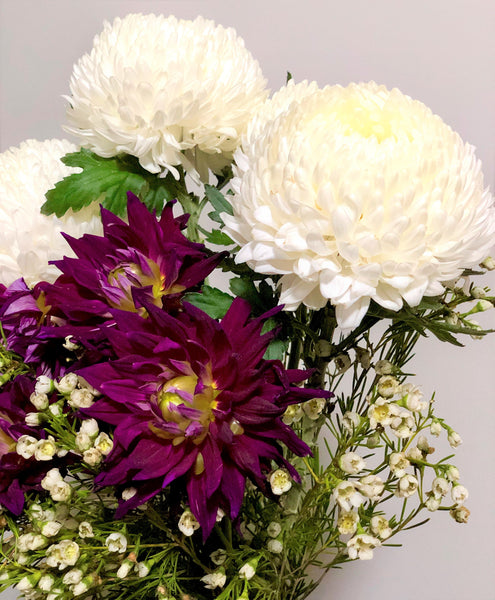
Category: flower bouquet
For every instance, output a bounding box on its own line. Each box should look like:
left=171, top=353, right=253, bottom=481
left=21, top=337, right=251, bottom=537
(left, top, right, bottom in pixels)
left=0, top=13, right=494, bottom=600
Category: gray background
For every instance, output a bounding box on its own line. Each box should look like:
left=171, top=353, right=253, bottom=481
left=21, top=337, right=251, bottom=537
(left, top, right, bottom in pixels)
left=1, top=1, right=494, bottom=599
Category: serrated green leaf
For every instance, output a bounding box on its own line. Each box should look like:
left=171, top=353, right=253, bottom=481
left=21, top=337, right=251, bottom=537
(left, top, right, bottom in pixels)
left=205, top=230, right=235, bottom=246
left=205, top=184, right=234, bottom=216
left=183, top=285, right=234, bottom=320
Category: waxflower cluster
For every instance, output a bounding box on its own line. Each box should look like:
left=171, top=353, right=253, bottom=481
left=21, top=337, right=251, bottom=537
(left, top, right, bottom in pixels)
left=1, top=10, right=493, bottom=600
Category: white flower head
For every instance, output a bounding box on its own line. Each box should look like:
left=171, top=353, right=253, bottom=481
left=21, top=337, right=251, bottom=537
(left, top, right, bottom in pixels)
left=358, top=474, right=385, bottom=500
left=282, top=403, right=304, bottom=425
left=337, top=511, right=359, bottom=535
left=56, top=374, right=79, bottom=395
left=47, top=540, right=80, bottom=569
left=368, top=397, right=400, bottom=429
left=78, top=521, right=94, bottom=539
left=29, top=392, right=49, bottom=411
left=333, top=482, right=364, bottom=512
left=38, top=575, right=55, bottom=592
left=400, top=383, right=426, bottom=412
left=79, top=418, right=99, bottom=437
left=451, top=484, right=469, bottom=506
left=62, top=569, right=83, bottom=585
left=450, top=505, right=470, bottom=523
left=377, top=376, right=400, bottom=399
left=68, top=389, right=95, bottom=409
left=16, top=435, right=38, bottom=459
left=303, top=397, right=327, bottom=420
left=339, top=452, right=366, bottom=475
left=267, top=521, right=282, bottom=538
left=430, top=421, right=442, bottom=437
left=83, top=448, right=103, bottom=466
left=201, top=569, right=226, bottom=590
left=225, top=81, right=495, bottom=331
left=94, top=432, right=114, bottom=456
left=35, top=437, right=57, bottom=461
left=390, top=410, right=415, bottom=439
left=448, top=431, right=463, bottom=448
left=388, top=452, right=410, bottom=477
left=41, top=520, right=63, bottom=537
left=50, top=481, right=72, bottom=503
left=0, top=139, right=102, bottom=286
left=370, top=515, right=392, bottom=539
left=395, top=474, right=419, bottom=498
left=66, top=14, right=268, bottom=181
left=425, top=493, right=441, bottom=512
left=431, top=477, right=449, bottom=498
left=269, top=468, right=292, bottom=495
left=267, top=539, right=283, bottom=554
left=105, top=532, right=128, bottom=553
left=178, top=509, right=200, bottom=536
left=347, top=533, right=381, bottom=560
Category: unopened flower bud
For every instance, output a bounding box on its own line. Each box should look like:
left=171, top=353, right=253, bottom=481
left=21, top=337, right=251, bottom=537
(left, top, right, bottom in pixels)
left=267, top=539, right=283, bottom=553
left=16, top=435, right=38, bottom=459
left=450, top=505, right=470, bottom=523
left=178, top=510, right=200, bottom=536
left=56, top=373, right=79, bottom=394
left=35, top=376, right=54, bottom=395
left=29, top=392, right=49, bottom=410
left=480, top=256, right=495, bottom=270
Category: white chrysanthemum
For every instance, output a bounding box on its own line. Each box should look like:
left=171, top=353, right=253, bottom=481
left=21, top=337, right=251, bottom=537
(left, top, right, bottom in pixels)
left=65, top=14, right=268, bottom=181
left=225, top=81, right=495, bottom=330
left=0, top=139, right=102, bottom=286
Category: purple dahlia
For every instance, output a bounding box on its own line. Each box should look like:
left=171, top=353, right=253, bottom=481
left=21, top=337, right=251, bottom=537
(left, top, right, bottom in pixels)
left=44, top=193, right=223, bottom=324
left=0, top=376, right=50, bottom=513
left=79, top=299, right=331, bottom=538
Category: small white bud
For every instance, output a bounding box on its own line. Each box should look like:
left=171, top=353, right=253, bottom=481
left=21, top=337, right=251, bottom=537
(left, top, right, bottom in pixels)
left=374, top=360, right=393, bottom=375
left=395, top=474, right=419, bottom=498
left=35, top=375, right=54, bottom=395
left=451, top=484, right=469, bottom=506
left=480, top=256, right=495, bottom=270
left=269, top=469, right=292, bottom=495
left=425, top=494, right=441, bottom=512
left=48, top=404, right=62, bottom=417
left=50, top=481, right=72, bottom=502
left=105, top=532, right=128, bottom=553
left=448, top=431, right=462, bottom=448
left=136, top=561, right=151, bottom=577
left=200, top=570, right=226, bottom=590
left=178, top=510, right=200, bottom=536
left=267, top=539, right=283, bottom=554
left=83, top=448, right=103, bottom=466
left=41, top=468, right=63, bottom=491
left=122, top=487, right=137, bottom=501
left=446, top=465, right=460, bottom=482
left=25, top=412, right=43, bottom=426
left=41, top=521, right=63, bottom=537
left=342, top=411, right=360, bottom=433
left=78, top=521, right=94, bottom=539
left=75, top=432, right=92, bottom=452
left=432, top=477, right=449, bottom=498
left=450, top=505, right=470, bottom=523
left=334, top=353, right=351, bottom=373
left=79, top=419, right=99, bottom=437
left=377, top=375, right=399, bottom=398
left=56, top=374, right=79, bottom=394
left=94, top=432, right=113, bottom=456
left=117, top=560, right=133, bottom=578
left=339, top=452, right=366, bottom=475
left=430, top=421, right=442, bottom=437
left=34, top=437, right=57, bottom=461
left=267, top=522, right=282, bottom=538
left=69, top=389, right=95, bottom=409
left=471, top=286, right=486, bottom=299
left=38, top=575, right=55, bottom=592
left=16, top=435, right=38, bottom=459
left=29, top=392, right=49, bottom=410
left=239, top=559, right=258, bottom=580
left=62, top=569, right=83, bottom=585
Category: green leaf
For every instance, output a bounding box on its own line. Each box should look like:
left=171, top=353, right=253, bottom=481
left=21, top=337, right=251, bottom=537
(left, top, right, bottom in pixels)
left=41, top=149, right=183, bottom=218
left=286, top=71, right=293, bottom=83
left=183, top=285, right=234, bottom=320
left=229, top=277, right=265, bottom=312
left=205, top=184, right=234, bottom=216
left=264, top=339, right=288, bottom=361
left=205, top=229, right=235, bottom=246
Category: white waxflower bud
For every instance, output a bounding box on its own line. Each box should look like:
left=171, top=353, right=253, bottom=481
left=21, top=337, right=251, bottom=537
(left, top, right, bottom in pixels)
left=377, top=375, right=399, bottom=398
left=178, top=510, right=200, bottom=536
left=122, top=487, right=137, bottom=501
left=448, top=431, right=462, bottom=448
left=374, top=360, right=393, bottom=375
left=201, top=570, right=226, bottom=590
left=417, top=435, right=431, bottom=453
left=267, top=522, right=282, bottom=538
left=216, top=508, right=225, bottom=522
left=38, top=575, right=55, bottom=592
left=210, top=549, right=227, bottom=566
left=358, top=475, right=384, bottom=500
left=35, top=437, right=57, bottom=461
left=401, top=384, right=426, bottom=412
left=35, top=375, right=54, bottom=395
left=425, top=494, right=441, bottom=512
left=69, top=389, right=95, bottom=409
left=302, top=397, right=326, bottom=420
left=25, top=412, right=43, bottom=426
left=17, top=533, right=35, bottom=552
left=267, top=539, right=283, bottom=554
left=395, top=474, right=419, bottom=498
left=105, top=532, right=128, bottom=553
left=78, top=521, right=94, bottom=539
left=347, top=534, right=381, bottom=560
left=405, top=446, right=423, bottom=462
left=16, top=575, right=39, bottom=592
left=446, top=465, right=460, bottom=482
left=333, top=482, right=364, bottom=512
left=16, top=435, right=38, bottom=459
left=83, top=448, right=103, bottom=466
left=389, top=452, right=410, bottom=477
left=41, top=521, right=63, bottom=537
left=370, top=515, right=392, bottom=539
left=49, top=404, right=62, bottom=417
left=432, top=477, right=449, bottom=498
left=474, top=299, right=493, bottom=312
left=72, top=577, right=91, bottom=596
left=136, top=561, right=151, bottom=577
left=471, top=286, right=486, bottom=299
left=239, top=558, right=259, bottom=580
left=450, top=505, right=470, bottom=523
left=47, top=539, right=80, bottom=567
left=29, top=392, right=49, bottom=410
left=56, top=374, right=79, bottom=394
left=481, top=256, right=495, bottom=270
left=117, top=560, right=133, bottom=578
left=62, top=569, right=83, bottom=585
left=390, top=411, right=414, bottom=439
left=430, top=421, right=442, bottom=437
left=269, top=469, right=292, bottom=495
left=334, top=353, right=351, bottom=373
left=451, top=484, right=469, bottom=506
left=342, top=411, right=360, bottom=433
left=79, top=419, right=99, bottom=437
left=337, top=511, right=359, bottom=535
left=339, top=452, right=366, bottom=475
left=50, top=481, right=72, bottom=502
left=75, top=432, right=92, bottom=452
left=94, top=432, right=113, bottom=455
left=282, top=403, right=304, bottom=425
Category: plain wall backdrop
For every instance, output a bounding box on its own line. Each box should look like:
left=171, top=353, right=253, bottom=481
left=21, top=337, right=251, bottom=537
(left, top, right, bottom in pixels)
left=0, top=1, right=494, bottom=599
